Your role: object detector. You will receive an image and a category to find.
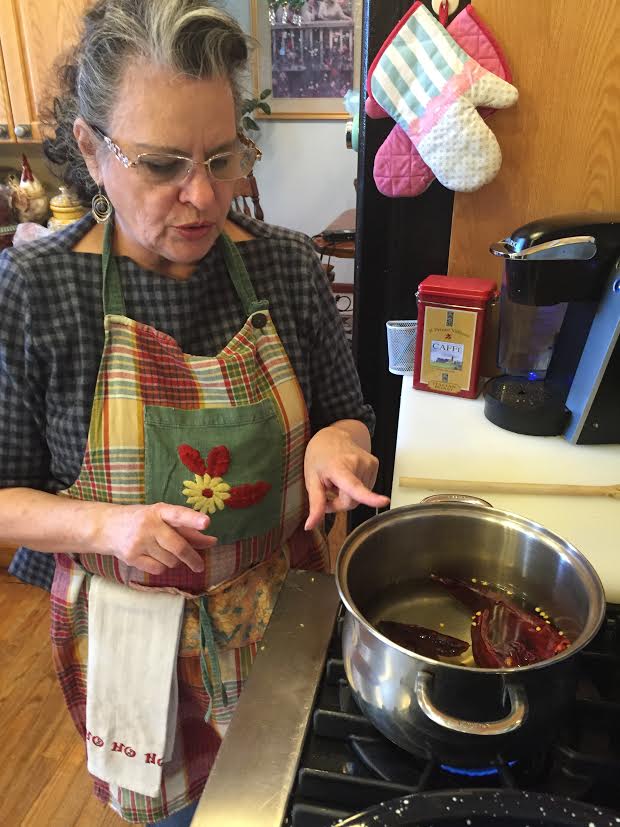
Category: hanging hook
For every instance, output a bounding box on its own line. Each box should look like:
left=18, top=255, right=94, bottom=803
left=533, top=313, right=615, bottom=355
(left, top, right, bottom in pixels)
left=439, top=0, right=449, bottom=26
left=431, top=0, right=459, bottom=24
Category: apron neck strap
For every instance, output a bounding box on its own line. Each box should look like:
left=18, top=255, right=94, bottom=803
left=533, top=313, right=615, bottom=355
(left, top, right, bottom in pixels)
left=101, top=221, right=267, bottom=319
left=217, top=232, right=269, bottom=317
left=102, top=219, right=127, bottom=317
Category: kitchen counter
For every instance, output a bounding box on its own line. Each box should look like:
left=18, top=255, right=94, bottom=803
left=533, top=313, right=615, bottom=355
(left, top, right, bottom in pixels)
left=391, top=382, right=620, bottom=601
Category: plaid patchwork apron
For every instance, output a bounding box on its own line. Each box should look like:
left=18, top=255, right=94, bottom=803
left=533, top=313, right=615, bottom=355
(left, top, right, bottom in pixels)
left=50, top=222, right=329, bottom=822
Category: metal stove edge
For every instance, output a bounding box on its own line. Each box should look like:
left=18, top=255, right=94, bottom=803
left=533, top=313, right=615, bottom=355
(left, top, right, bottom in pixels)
left=192, top=569, right=340, bottom=827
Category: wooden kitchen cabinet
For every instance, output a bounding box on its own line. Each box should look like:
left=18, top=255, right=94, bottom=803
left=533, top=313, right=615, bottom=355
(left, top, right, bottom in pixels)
left=0, top=44, right=14, bottom=142
left=0, top=0, right=87, bottom=143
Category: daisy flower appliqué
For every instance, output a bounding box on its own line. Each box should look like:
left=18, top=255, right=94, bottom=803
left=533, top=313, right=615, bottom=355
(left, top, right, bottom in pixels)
left=182, top=474, right=231, bottom=515
left=177, top=443, right=271, bottom=516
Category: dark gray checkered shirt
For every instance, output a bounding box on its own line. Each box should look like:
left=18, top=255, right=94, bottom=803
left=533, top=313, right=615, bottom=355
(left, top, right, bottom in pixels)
left=1, top=212, right=374, bottom=590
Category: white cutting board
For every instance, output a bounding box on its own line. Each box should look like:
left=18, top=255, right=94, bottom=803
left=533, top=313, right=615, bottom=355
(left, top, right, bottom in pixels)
left=390, top=383, right=620, bottom=602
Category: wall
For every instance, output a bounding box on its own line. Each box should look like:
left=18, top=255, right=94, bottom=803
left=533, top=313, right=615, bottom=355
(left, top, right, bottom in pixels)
left=252, top=117, right=357, bottom=287
left=252, top=120, right=356, bottom=233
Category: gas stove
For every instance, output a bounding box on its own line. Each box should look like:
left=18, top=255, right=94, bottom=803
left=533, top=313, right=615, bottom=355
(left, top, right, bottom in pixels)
left=192, top=570, right=620, bottom=827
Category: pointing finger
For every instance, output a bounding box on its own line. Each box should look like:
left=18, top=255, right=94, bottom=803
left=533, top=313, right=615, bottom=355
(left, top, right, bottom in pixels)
left=327, top=469, right=390, bottom=509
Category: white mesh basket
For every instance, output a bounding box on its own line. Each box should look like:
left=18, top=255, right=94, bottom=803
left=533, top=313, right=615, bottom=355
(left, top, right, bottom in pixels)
left=386, top=320, right=417, bottom=375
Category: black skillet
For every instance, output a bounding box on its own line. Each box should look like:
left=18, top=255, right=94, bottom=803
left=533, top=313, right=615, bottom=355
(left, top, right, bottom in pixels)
left=334, top=789, right=620, bottom=826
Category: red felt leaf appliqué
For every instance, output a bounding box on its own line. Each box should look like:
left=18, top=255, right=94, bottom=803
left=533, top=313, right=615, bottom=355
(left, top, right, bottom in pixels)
left=206, top=445, right=230, bottom=477
left=178, top=444, right=206, bottom=476
left=227, top=481, right=271, bottom=509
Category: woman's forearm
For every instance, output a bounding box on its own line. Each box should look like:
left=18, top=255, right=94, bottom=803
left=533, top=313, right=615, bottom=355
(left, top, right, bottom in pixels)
left=0, top=488, right=214, bottom=573
left=0, top=488, right=112, bottom=554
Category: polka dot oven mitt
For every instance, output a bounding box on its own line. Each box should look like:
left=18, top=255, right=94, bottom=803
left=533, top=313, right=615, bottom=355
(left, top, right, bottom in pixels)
left=369, top=2, right=518, bottom=192
left=372, top=5, right=514, bottom=198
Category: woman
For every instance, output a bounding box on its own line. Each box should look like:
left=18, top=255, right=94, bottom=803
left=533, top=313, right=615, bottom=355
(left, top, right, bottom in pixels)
left=0, top=1, right=387, bottom=824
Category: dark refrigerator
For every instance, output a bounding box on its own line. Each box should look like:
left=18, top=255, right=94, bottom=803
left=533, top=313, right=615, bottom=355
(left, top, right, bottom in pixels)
left=351, top=0, right=466, bottom=527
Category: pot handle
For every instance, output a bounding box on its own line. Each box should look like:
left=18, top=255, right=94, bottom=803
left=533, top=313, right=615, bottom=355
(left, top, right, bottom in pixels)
left=420, top=494, right=493, bottom=508
left=414, top=671, right=527, bottom=736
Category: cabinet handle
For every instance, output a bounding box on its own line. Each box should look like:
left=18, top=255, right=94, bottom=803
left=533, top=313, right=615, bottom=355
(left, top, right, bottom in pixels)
left=0, top=124, right=9, bottom=139
left=14, top=124, right=32, bottom=139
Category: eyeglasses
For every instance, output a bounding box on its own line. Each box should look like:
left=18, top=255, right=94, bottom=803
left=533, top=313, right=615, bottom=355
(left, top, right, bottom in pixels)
left=88, top=123, right=261, bottom=186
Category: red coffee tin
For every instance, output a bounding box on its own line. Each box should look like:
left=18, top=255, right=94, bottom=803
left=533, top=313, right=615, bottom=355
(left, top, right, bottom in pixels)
left=413, top=275, right=497, bottom=399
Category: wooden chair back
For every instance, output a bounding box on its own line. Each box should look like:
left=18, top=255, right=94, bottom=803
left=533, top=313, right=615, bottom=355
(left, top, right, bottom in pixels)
left=232, top=170, right=264, bottom=222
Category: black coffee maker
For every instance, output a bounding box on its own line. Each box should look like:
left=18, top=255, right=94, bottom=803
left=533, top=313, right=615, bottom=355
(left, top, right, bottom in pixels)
left=485, top=213, right=620, bottom=444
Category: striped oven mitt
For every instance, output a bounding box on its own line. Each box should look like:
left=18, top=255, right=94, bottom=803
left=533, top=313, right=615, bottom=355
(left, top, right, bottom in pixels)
left=372, top=5, right=513, bottom=198
left=370, top=2, right=518, bottom=192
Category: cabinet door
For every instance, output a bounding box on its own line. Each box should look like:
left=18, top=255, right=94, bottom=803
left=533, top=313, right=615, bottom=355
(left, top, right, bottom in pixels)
left=0, top=0, right=88, bottom=142
left=0, top=43, right=15, bottom=143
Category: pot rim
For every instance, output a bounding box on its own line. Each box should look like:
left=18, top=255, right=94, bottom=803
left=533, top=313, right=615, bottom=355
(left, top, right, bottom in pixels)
left=335, top=501, right=606, bottom=674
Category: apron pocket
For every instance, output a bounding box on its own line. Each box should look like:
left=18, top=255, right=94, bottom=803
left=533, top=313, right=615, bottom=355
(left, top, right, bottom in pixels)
left=144, top=400, right=284, bottom=545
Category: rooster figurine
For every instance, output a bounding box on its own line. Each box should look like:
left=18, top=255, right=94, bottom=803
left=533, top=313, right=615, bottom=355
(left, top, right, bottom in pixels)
left=8, top=154, right=49, bottom=224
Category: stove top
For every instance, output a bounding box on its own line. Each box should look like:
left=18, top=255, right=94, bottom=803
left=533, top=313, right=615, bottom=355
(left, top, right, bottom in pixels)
left=192, top=571, right=620, bottom=827
left=285, top=610, right=620, bottom=825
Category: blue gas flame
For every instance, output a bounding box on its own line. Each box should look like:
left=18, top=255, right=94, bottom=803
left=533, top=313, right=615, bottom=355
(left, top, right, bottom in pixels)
left=440, top=761, right=517, bottom=778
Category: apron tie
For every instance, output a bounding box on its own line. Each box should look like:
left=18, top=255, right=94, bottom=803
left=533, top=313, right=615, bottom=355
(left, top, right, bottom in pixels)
left=199, top=596, right=229, bottom=722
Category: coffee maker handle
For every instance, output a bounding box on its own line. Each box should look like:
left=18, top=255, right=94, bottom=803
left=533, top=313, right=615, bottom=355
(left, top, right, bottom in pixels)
left=490, top=236, right=597, bottom=261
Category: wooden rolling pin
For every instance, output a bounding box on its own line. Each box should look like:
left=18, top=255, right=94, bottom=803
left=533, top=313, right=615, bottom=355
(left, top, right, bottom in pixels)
left=399, top=476, right=620, bottom=500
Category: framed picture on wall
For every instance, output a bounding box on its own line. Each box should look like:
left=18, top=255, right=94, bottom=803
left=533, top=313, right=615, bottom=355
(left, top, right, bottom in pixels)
left=250, top=0, right=363, bottom=119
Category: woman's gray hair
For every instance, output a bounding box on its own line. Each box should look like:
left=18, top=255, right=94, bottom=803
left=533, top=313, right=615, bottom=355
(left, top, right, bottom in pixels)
left=43, top=0, right=250, bottom=203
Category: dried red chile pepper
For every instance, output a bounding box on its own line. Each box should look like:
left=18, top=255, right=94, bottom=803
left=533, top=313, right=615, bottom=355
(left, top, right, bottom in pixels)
left=432, top=575, right=570, bottom=668
left=377, top=620, right=469, bottom=659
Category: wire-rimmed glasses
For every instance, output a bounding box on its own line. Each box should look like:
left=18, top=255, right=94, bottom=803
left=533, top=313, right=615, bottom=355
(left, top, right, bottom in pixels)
left=88, top=123, right=261, bottom=186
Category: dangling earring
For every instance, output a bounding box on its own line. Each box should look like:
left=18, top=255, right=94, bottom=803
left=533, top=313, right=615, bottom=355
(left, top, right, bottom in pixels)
left=91, top=185, right=113, bottom=224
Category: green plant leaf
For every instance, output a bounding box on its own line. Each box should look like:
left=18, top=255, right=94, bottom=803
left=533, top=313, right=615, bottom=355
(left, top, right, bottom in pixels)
left=256, top=101, right=271, bottom=114
left=243, top=116, right=259, bottom=132
left=260, top=89, right=272, bottom=100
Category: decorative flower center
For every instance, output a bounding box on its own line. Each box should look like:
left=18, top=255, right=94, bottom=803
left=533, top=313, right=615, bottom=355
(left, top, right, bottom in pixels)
left=182, top=473, right=231, bottom=515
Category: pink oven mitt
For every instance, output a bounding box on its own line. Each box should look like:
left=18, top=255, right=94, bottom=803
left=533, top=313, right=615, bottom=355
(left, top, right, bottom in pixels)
left=368, top=3, right=517, bottom=192
left=371, top=5, right=513, bottom=197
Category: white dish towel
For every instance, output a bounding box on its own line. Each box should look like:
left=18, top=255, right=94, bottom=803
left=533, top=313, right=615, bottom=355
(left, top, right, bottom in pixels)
left=86, top=576, right=185, bottom=797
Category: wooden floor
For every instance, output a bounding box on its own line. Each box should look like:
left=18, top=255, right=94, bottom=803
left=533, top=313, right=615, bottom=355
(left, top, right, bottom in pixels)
left=0, top=514, right=347, bottom=825
left=0, top=569, right=124, bottom=826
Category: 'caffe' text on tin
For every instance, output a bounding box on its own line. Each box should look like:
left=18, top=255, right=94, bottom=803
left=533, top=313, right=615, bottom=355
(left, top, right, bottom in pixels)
left=413, top=275, right=497, bottom=399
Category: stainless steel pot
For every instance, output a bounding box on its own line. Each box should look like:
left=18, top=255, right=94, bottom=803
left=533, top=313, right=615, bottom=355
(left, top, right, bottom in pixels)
left=335, top=496, right=605, bottom=767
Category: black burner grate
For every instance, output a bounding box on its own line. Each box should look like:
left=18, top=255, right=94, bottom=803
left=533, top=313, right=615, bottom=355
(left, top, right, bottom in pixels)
left=284, top=605, right=620, bottom=827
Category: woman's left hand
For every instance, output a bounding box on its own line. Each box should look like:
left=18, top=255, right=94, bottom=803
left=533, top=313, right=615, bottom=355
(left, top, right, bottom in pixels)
left=304, top=420, right=390, bottom=530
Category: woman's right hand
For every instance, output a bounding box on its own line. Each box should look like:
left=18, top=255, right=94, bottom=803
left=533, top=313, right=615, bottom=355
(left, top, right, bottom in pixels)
left=98, top=502, right=215, bottom=575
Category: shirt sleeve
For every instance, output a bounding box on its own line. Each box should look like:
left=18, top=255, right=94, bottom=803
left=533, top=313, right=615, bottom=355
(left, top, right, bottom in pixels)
left=301, top=240, right=376, bottom=435
left=0, top=250, right=52, bottom=490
